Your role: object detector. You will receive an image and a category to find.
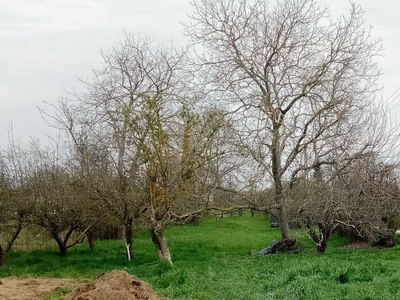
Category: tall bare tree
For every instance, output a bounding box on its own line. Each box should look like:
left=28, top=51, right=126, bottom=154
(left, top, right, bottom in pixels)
left=186, top=0, right=382, bottom=240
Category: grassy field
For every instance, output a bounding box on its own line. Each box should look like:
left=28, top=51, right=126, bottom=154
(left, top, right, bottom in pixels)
left=1, top=211, right=400, bottom=300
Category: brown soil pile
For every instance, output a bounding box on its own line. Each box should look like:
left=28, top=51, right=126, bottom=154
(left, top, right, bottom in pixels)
left=0, top=277, right=75, bottom=300
left=68, top=270, right=168, bottom=300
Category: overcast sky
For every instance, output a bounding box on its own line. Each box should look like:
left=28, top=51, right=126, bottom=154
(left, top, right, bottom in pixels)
left=1, top=0, right=400, bottom=148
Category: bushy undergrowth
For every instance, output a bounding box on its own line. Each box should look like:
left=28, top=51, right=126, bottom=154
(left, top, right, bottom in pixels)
left=1, top=212, right=400, bottom=300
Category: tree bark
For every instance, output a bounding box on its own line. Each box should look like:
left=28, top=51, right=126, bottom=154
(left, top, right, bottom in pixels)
left=87, top=233, right=96, bottom=251
left=52, top=232, right=68, bottom=258
left=377, top=217, right=396, bottom=247
left=59, top=246, right=67, bottom=258
left=0, top=224, right=23, bottom=266
left=308, top=223, right=332, bottom=254
left=271, top=120, right=291, bottom=241
left=0, top=245, right=5, bottom=267
left=277, top=196, right=291, bottom=240
left=317, top=225, right=331, bottom=254
left=150, top=217, right=172, bottom=265
left=316, top=241, right=328, bottom=254
left=124, top=217, right=134, bottom=260
left=376, top=231, right=395, bottom=247
left=193, top=215, right=201, bottom=226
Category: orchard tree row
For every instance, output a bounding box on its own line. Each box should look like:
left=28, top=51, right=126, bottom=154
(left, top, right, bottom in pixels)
left=1, top=0, right=399, bottom=266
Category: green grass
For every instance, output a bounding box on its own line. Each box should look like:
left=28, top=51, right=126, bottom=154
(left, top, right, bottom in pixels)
left=41, top=287, right=72, bottom=300
left=2, top=211, right=400, bottom=299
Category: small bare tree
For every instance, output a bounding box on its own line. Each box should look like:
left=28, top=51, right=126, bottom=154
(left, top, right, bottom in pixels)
left=289, top=143, right=400, bottom=254
left=0, top=137, right=37, bottom=266
left=0, top=160, right=26, bottom=266
left=135, top=96, right=229, bottom=265
left=22, top=139, right=91, bottom=257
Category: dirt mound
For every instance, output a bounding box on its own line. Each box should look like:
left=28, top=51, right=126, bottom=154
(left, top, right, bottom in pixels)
left=0, top=277, right=75, bottom=300
left=68, top=270, right=168, bottom=300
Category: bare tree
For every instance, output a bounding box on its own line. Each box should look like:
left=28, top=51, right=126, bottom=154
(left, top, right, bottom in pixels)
left=186, top=0, right=382, bottom=241
left=0, top=159, right=25, bottom=266
left=20, top=138, right=91, bottom=258
left=41, top=34, right=166, bottom=259
left=44, top=32, right=194, bottom=261
left=0, top=136, right=37, bottom=266
left=136, top=95, right=231, bottom=264
left=290, top=150, right=400, bottom=254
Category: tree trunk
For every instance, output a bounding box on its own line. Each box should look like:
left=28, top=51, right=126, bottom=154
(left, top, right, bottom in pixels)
left=0, top=245, right=5, bottom=266
left=59, top=246, right=67, bottom=258
left=377, top=217, right=396, bottom=247
left=0, top=223, right=22, bottom=266
left=251, top=209, right=254, bottom=217
left=193, top=215, right=201, bottom=226
left=276, top=191, right=291, bottom=240
left=87, top=233, right=96, bottom=251
left=316, top=241, right=328, bottom=254
left=52, top=233, right=68, bottom=258
left=317, top=225, right=331, bottom=254
left=308, top=223, right=332, bottom=254
left=376, top=231, right=395, bottom=247
left=151, top=218, right=172, bottom=265
left=316, top=229, right=329, bottom=254
left=124, top=217, right=134, bottom=260
left=271, top=120, right=291, bottom=241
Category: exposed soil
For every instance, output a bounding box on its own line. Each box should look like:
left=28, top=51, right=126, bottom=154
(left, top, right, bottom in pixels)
left=339, top=240, right=374, bottom=249
left=0, top=277, right=76, bottom=300
left=67, top=270, right=168, bottom=300
left=0, top=271, right=168, bottom=300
